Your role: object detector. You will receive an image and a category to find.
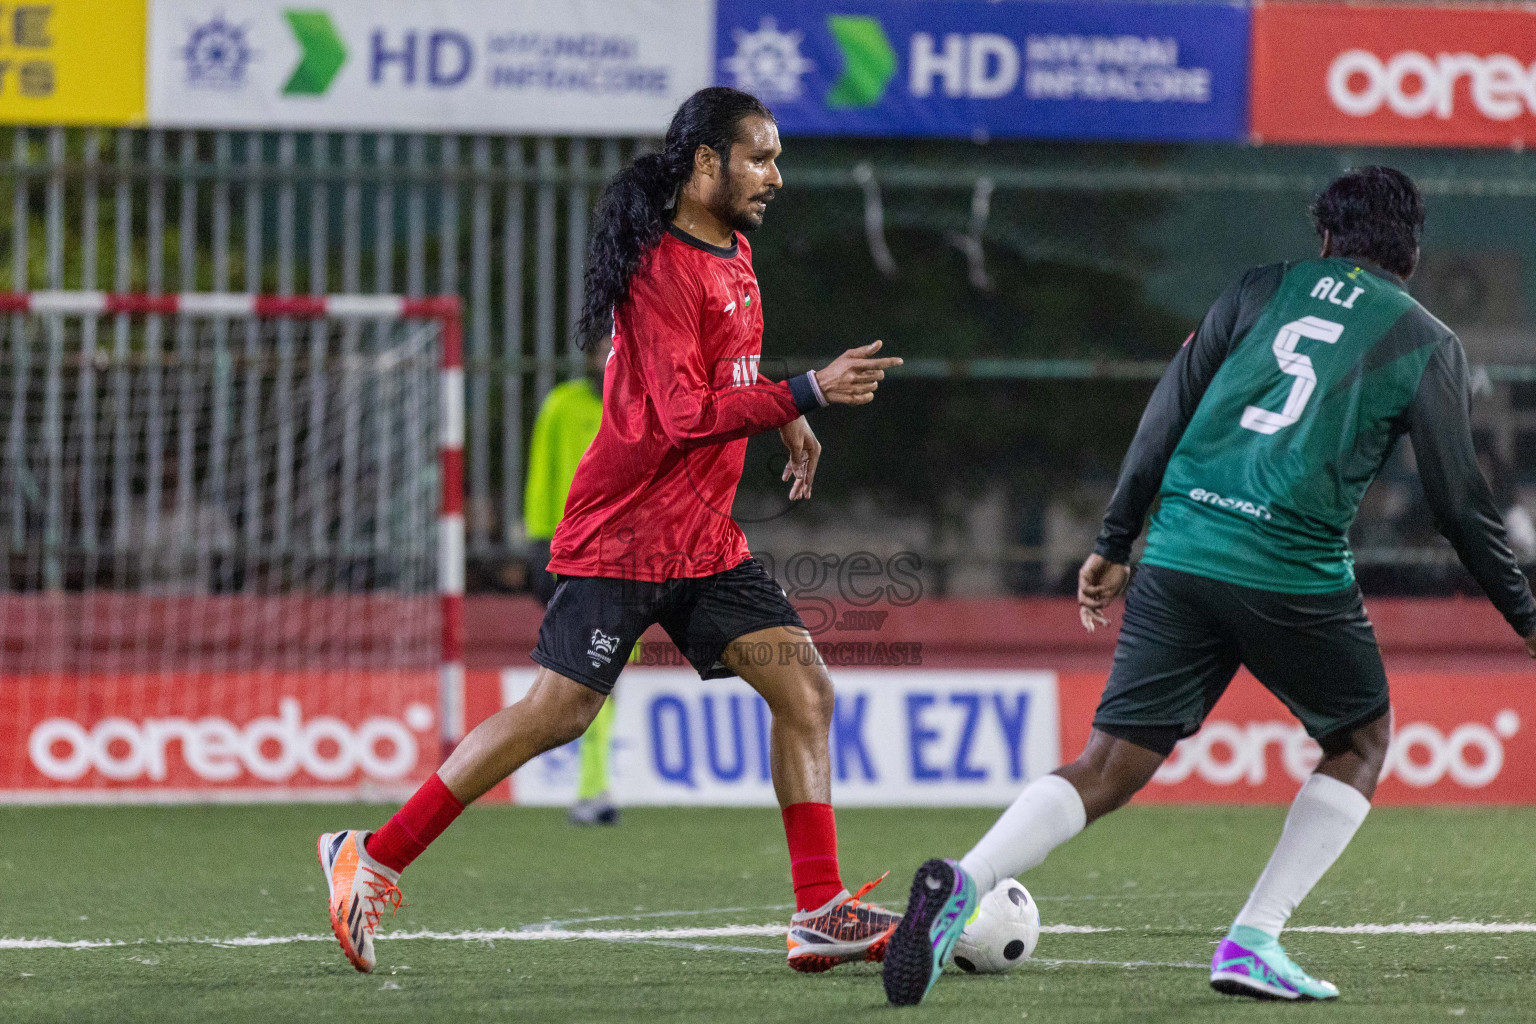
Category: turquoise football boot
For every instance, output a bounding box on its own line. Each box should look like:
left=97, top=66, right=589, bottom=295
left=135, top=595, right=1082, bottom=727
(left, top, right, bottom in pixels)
left=1211, top=924, right=1340, bottom=1001
left=882, top=859, right=978, bottom=1006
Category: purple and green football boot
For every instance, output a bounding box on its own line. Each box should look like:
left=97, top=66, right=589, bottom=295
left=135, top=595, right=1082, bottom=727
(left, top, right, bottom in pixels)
left=1210, top=925, right=1340, bottom=1001
left=882, top=859, right=978, bottom=1006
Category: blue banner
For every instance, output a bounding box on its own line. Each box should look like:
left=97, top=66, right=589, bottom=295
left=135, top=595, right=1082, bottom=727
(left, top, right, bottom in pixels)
left=715, top=0, right=1250, bottom=141
left=504, top=668, right=1062, bottom=806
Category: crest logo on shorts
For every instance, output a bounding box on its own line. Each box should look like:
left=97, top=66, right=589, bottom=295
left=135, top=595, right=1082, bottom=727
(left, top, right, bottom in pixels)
left=587, top=628, right=621, bottom=668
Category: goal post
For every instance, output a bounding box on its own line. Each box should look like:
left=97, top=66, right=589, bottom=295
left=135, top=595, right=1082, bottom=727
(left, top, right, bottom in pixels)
left=0, top=292, right=465, bottom=801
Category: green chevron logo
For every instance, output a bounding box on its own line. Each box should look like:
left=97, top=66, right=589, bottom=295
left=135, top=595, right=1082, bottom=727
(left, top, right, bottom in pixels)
left=825, top=15, right=896, bottom=109
left=283, top=10, right=347, bottom=96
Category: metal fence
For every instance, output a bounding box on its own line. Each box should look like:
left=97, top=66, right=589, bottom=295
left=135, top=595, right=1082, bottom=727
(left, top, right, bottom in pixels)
left=0, top=126, right=649, bottom=559
left=8, top=126, right=1536, bottom=595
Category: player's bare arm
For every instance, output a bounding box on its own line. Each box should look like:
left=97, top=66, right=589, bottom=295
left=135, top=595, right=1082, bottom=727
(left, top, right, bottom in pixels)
left=779, top=417, right=820, bottom=500
left=815, top=339, right=902, bottom=405
left=779, top=341, right=902, bottom=500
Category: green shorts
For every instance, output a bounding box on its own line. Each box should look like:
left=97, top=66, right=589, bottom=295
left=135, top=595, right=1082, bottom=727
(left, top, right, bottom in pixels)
left=1094, top=564, right=1390, bottom=756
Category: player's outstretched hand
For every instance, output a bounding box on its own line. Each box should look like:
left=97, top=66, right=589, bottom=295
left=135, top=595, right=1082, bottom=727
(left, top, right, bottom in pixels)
left=815, top=340, right=902, bottom=405
left=779, top=416, right=821, bottom=501
left=1078, top=552, right=1132, bottom=633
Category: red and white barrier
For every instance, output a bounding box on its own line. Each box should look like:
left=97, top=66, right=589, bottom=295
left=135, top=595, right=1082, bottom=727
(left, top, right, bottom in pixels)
left=435, top=299, right=468, bottom=757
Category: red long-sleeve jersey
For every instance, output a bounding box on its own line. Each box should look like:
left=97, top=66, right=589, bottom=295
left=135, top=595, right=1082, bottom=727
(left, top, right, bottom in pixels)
left=546, top=226, right=823, bottom=582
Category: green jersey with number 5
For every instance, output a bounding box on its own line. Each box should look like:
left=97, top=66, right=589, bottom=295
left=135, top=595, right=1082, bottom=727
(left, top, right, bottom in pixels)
left=1096, top=256, right=1534, bottom=632
left=1143, top=259, right=1435, bottom=591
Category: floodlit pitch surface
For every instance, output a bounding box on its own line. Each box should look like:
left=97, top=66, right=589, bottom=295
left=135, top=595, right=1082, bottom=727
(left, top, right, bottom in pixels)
left=2, top=806, right=1533, bottom=1022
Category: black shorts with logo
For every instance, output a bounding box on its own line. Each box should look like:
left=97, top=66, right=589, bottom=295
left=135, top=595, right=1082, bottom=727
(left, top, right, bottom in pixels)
left=530, top=557, right=805, bottom=695
left=1094, top=564, right=1390, bottom=756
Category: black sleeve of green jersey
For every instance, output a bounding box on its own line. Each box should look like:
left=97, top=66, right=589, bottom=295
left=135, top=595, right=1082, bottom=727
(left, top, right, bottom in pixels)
left=1406, top=335, right=1536, bottom=638
left=1093, top=265, right=1283, bottom=564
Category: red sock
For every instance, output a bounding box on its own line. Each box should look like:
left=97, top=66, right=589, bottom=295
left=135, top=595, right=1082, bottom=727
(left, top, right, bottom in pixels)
left=365, top=773, right=464, bottom=874
left=782, top=802, right=844, bottom=912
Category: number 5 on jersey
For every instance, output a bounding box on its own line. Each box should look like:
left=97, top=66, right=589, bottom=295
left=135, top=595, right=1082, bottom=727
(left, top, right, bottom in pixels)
left=1240, top=316, right=1345, bottom=435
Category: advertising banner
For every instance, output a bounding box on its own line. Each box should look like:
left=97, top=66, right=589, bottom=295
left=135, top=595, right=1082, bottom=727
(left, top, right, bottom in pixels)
left=0, top=672, right=438, bottom=801
left=1252, top=4, right=1536, bottom=147
left=3, top=664, right=1533, bottom=804
left=1060, top=671, right=1536, bottom=804
left=714, top=0, right=1249, bottom=140
left=0, top=1, right=146, bottom=125
left=503, top=668, right=1061, bottom=807
left=147, top=0, right=712, bottom=133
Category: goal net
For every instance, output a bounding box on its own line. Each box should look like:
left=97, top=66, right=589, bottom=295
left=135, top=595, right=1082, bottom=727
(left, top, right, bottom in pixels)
left=0, top=293, right=463, bottom=801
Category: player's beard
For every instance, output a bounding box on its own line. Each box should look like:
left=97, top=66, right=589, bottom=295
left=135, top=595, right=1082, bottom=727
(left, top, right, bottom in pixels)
left=714, top=162, right=775, bottom=234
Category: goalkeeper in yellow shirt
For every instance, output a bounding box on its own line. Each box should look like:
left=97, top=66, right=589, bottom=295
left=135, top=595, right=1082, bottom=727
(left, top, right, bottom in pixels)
left=524, top=343, right=627, bottom=826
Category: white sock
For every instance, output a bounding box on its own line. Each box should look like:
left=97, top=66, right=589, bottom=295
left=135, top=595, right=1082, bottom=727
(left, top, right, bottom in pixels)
left=959, top=773, right=1087, bottom=895
left=1232, top=773, right=1371, bottom=938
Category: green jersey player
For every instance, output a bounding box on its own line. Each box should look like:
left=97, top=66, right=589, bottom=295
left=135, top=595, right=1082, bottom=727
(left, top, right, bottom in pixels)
left=883, top=167, right=1536, bottom=1006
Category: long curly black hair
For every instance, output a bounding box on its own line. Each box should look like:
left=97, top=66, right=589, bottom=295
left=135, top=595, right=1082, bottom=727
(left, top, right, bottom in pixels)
left=576, top=87, right=774, bottom=350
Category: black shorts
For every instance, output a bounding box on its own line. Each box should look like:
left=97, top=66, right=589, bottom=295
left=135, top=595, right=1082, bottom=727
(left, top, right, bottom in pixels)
left=1094, top=564, right=1390, bottom=756
left=530, top=557, right=805, bottom=695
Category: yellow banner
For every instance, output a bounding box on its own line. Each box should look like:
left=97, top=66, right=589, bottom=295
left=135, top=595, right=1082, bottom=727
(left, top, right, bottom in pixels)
left=0, top=1, right=146, bottom=125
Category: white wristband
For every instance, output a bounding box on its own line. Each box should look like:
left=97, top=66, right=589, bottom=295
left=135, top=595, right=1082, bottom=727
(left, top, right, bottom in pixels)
left=805, top=369, right=829, bottom=407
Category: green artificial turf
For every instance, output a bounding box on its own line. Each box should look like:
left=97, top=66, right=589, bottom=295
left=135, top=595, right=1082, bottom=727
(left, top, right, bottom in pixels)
left=2, top=804, right=1533, bottom=1022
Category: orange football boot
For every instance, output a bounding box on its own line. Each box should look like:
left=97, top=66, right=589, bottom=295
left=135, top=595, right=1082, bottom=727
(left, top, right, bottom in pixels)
left=786, top=873, right=902, bottom=973
left=317, top=830, right=404, bottom=973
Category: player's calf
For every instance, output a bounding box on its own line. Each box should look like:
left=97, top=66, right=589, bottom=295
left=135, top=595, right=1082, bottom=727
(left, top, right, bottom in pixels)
left=1057, top=728, right=1170, bottom=823
left=1313, top=712, right=1391, bottom=799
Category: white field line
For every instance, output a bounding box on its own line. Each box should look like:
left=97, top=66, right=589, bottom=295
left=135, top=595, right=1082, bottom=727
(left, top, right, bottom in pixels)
left=1036, top=957, right=1207, bottom=970
left=1035, top=890, right=1248, bottom=903
left=4, top=920, right=1533, bottom=953
left=1288, top=922, right=1536, bottom=935
left=0, top=922, right=1115, bottom=952
left=624, top=940, right=784, bottom=955
left=532, top=905, right=793, bottom=929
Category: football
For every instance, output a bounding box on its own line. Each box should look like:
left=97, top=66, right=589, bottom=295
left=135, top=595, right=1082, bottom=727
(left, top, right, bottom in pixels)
left=951, top=878, right=1041, bottom=974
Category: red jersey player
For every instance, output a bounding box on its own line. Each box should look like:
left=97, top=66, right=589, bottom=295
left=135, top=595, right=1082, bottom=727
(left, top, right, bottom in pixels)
left=319, top=88, right=904, bottom=976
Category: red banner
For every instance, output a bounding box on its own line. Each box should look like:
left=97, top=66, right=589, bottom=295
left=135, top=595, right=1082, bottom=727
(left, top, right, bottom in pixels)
left=1252, top=4, right=1536, bottom=147
left=3, top=666, right=1533, bottom=804
left=1060, top=670, right=1536, bottom=804
left=0, top=672, right=439, bottom=799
